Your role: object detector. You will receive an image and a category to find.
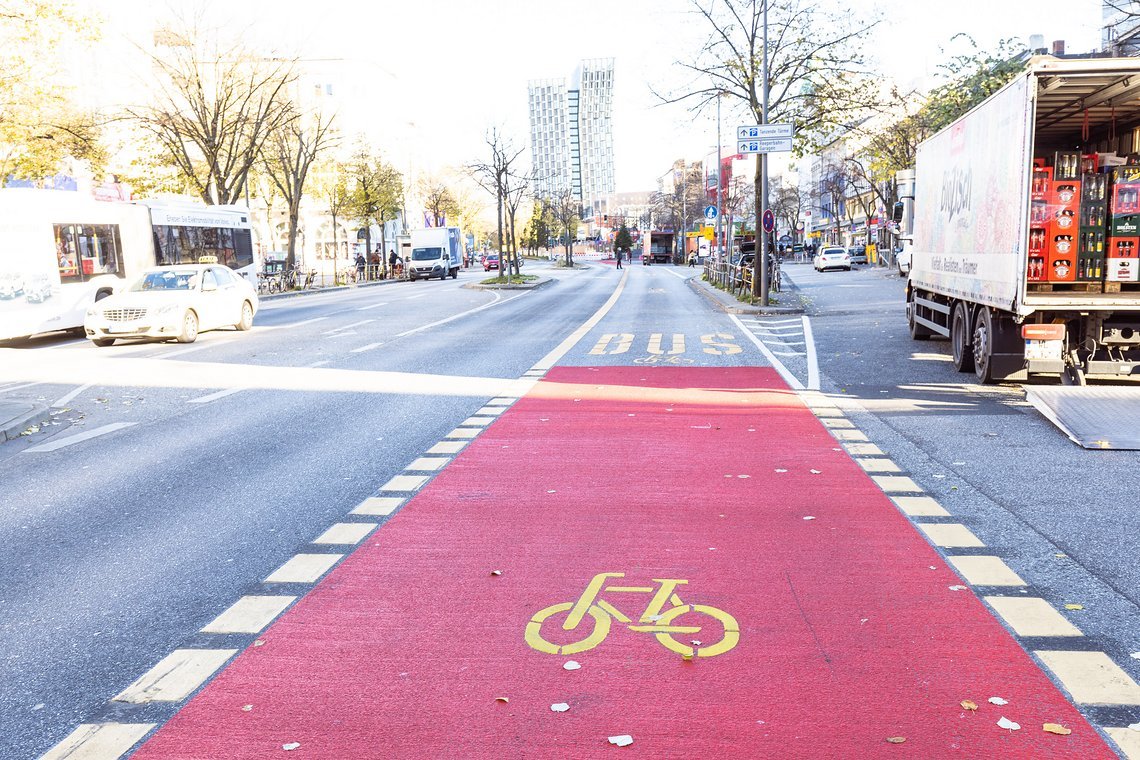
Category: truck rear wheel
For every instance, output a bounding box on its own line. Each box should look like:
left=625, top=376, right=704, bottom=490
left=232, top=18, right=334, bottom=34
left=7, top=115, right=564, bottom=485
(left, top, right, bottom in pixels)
left=951, top=302, right=975, bottom=373
left=972, top=308, right=995, bottom=383
left=907, top=288, right=933, bottom=341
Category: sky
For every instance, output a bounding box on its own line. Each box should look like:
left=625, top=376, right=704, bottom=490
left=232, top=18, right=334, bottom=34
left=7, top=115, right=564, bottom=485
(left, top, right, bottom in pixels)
left=81, top=0, right=1105, bottom=192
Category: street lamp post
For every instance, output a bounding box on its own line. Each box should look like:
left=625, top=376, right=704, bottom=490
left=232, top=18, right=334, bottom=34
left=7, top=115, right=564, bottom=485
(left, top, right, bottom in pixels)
left=716, top=94, right=723, bottom=262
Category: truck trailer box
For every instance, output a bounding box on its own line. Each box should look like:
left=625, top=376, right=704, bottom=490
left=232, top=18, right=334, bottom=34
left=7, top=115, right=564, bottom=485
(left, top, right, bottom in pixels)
left=907, top=56, right=1140, bottom=383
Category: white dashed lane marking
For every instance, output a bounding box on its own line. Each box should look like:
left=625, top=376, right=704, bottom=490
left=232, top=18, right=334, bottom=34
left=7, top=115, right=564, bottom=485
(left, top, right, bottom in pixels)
left=113, top=649, right=236, bottom=703
left=23, top=423, right=137, bottom=453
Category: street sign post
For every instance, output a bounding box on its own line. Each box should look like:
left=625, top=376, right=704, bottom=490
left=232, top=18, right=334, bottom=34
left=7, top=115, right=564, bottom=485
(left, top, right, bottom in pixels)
left=737, top=124, right=793, bottom=140
left=704, top=205, right=718, bottom=220
left=738, top=136, right=793, bottom=154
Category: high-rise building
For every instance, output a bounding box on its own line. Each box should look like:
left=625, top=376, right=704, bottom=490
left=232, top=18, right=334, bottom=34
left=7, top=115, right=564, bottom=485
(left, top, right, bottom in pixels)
left=528, top=59, right=615, bottom=214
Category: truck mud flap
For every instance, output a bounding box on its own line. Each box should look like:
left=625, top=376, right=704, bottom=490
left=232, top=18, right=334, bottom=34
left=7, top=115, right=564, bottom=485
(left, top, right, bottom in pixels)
left=1025, top=386, right=1140, bottom=449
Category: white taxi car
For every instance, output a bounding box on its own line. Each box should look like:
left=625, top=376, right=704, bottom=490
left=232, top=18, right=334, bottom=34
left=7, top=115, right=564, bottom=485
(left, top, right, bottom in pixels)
left=813, top=246, right=852, bottom=272
left=84, top=264, right=258, bottom=347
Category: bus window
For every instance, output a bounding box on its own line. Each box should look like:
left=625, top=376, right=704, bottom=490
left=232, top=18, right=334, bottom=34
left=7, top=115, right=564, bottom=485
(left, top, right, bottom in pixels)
left=55, top=226, right=81, bottom=283
left=54, top=224, right=124, bottom=283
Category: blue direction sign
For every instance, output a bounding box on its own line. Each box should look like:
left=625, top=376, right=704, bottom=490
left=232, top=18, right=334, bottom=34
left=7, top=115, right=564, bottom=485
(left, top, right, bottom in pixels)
left=704, top=205, right=718, bottom=220
left=762, top=209, right=775, bottom=233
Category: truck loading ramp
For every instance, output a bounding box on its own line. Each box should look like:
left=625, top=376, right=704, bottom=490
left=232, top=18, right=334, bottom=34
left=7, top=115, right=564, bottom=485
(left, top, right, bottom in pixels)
left=1025, top=386, right=1140, bottom=449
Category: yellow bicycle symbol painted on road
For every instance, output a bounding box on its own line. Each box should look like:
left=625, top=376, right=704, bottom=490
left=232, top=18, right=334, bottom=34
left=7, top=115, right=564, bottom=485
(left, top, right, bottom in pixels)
left=525, top=572, right=740, bottom=658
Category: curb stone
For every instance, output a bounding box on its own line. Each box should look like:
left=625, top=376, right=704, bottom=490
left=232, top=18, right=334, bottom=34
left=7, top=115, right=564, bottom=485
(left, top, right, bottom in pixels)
left=1, top=400, right=51, bottom=443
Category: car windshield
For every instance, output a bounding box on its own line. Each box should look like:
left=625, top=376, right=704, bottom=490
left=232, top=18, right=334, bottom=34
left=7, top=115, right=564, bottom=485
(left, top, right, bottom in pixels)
left=412, top=247, right=443, bottom=261
left=822, top=248, right=845, bottom=256
left=130, top=270, right=200, bottom=292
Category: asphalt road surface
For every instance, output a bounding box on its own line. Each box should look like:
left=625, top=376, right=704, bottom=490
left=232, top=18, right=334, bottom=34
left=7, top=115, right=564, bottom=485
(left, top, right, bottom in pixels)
left=2, top=258, right=1139, bottom=757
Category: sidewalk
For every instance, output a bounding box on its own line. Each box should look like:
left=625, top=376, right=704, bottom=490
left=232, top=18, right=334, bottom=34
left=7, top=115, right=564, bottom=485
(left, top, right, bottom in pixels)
left=688, top=265, right=805, bottom=315
left=110, top=366, right=1117, bottom=758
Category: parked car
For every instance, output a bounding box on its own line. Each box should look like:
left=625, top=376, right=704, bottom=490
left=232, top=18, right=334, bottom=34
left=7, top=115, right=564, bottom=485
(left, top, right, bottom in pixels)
left=484, top=253, right=500, bottom=271
left=847, top=245, right=868, bottom=265
left=896, top=239, right=912, bottom=277
left=813, top=246, right=851, bottom=272
left=84, top=264, right=258, bottom=347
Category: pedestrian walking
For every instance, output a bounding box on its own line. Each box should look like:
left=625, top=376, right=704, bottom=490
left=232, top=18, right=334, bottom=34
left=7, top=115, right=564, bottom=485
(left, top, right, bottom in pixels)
left=354, top=252, right=365, bottom=281
left=615, top=249, right=623, bottom=269
left=388, top=249, right=398, bottom=275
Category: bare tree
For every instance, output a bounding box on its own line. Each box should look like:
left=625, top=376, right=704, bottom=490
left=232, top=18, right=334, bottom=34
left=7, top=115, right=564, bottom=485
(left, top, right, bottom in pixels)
left=769, top=176, right=803, bottom=244
left=817, top=161, right=850, bottom=246
left=661, top=0, right=882, bottom=294
left=260, top=109, right=337, bottom=271
left=129, top=19, right=297, bottom=205
left=503, top=172, right=531, bottom=276
left=468, top=128, right=524, bottom=279
left=418, top=175, right=460, bottom=228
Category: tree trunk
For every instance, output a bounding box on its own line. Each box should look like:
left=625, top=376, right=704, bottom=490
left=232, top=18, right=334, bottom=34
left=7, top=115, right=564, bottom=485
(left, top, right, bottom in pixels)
left=496, top=192, right=504, bottom=280
left=286, top=202, right=300, bottom=272
left=331, top=211, right=339, bottom=283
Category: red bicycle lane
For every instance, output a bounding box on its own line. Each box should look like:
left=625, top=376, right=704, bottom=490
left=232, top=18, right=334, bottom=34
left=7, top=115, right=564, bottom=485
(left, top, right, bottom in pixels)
left=133, top=366, right=1117, bottom=758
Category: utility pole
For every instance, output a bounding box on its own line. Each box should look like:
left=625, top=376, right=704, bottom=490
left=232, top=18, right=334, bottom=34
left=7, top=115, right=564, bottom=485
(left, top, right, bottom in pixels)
left=759, top=1, right=770, bottom=306
left=681, top=161, right=687, bottom=262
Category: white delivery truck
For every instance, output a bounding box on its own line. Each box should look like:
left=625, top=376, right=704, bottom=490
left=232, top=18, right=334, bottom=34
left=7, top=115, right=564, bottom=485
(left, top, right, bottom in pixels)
left=906, top=56, right=1140, bottom=385
left=408, top=226, right=462, bottom=281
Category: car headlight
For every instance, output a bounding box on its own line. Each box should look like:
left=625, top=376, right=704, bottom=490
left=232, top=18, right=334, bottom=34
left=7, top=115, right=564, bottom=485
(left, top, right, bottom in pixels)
left=85, top=306, right=98, bottom=317
left=156, top=303, right=180, bottom=315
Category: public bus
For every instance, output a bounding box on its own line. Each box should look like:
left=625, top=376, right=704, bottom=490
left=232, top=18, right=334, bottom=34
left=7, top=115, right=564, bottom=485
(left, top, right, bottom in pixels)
left=0, top=190, right=254, bottom=341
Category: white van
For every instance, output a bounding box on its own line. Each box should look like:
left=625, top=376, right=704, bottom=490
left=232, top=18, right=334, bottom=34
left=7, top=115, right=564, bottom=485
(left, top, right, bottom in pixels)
left=408, top=227, right=462, bottom=280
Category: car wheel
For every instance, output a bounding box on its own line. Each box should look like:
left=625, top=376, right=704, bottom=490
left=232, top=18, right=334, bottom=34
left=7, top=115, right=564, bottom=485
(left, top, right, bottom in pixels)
left=92, top=338, right=115, bottom=347
left=236, top=300, right=254, bottom=331
left=176, top=310, right=199, bottom=344
left=451, top=267, right=458, bottom=279
left=844, top=266, right=851, bottom=271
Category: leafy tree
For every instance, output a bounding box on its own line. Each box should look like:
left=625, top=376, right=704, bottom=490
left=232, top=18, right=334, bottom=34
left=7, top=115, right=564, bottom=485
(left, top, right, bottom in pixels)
left=311, top=160, right=352, bottom=265
left=552, top=188, right=580, bottom=266
left=128, top=17, right=297, bottom=205
left=344, top=146, right=403, bottom=271
left=0, top=0, right=104, bottom=185
left=260, top=109, right=337, bottom=271
left=921, top=35, right=1026, bottom=133
left=614, top=223, right=633, bottom=253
